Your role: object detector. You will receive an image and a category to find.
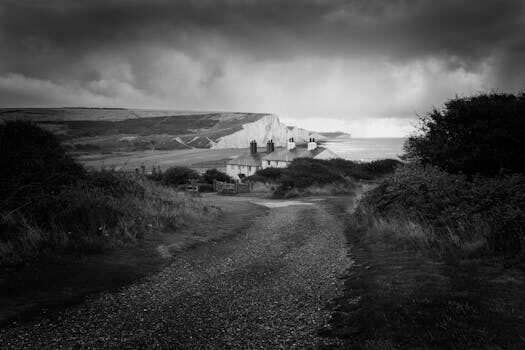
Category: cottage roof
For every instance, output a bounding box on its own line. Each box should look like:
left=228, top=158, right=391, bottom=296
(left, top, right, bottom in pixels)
left=227, top=152, right=265, bottom=167
left=261, top=146, right=326, bottom=162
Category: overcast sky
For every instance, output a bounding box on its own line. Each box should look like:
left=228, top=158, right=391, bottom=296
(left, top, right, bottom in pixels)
left=1, top=0, right=524, bottom=136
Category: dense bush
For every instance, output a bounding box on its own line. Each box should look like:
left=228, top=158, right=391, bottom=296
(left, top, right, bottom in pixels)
left=197, top=183, right=214, bottom=192
left=363, top=164, right=525, bottom=256
left=200, top=168, right=231, bottom=184
left=0, top=121, right=85, bottom=209
left=404, top=92, right=525, bottom=175
left=280, top=158, right=347, bottom=189
left=247, top=167, right=284, bottom=183
left=362, top=159, right=402, bottom=176
left=162, top=166, right=199, bottom=186
left=325, top=158, right=401, bottom=180
left=0, top=122, right=215, bottom=266
left=245, top=158, right=400, bottom=197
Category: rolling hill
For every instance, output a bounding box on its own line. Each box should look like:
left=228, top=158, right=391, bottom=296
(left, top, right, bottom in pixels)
left=0, top=108, right=344, bottom=152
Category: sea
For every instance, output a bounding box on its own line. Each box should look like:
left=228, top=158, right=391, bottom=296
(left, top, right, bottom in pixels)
left=322, top=137, right=406, bottom=161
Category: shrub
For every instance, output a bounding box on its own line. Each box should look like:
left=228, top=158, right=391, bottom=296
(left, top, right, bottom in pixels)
left=200, top=168, right=231, bottom=184
left=362, top=159, right=402, bottom=176
left=197, top=183, right=214, bottom=193
left=362, top=164, right=525, bottom=257
left=162, top=166, right=198, bottom=186
left=250, top=167, right=284, bottom=182
left=0, top=121, right=85, bottom=209
left=0, top=122, right=216, bottom=266
left=280, top=158, right=346, bottom=189
left=404, top=92, right=525, bottom=175
left=324, top=158, right=402, bottom=180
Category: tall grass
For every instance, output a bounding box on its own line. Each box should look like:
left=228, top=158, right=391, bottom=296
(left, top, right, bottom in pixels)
left=0, top=171, right=217, bottom=266
left=1, top=121, right=219, bottom=266
left=353, top=164, right=525, bottom=258
left=351, top=204, right=489, bottom=260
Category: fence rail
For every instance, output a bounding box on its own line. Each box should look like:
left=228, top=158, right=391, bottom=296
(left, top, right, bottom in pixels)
left=214, top=180, right=251, bottom=194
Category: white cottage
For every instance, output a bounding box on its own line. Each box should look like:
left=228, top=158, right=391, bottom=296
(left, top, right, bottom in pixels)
left=226, top=138, right=338, bottom=180
left=226, top=140, right=264, bottom=180
left=261, top=138, right=337, bottom=169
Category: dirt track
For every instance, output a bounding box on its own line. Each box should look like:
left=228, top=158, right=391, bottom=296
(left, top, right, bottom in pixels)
left=0, top=196, right=354, bottom=349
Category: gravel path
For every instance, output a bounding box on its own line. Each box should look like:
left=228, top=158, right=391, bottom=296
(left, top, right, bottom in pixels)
left=1, top=199, right=352, bottom=349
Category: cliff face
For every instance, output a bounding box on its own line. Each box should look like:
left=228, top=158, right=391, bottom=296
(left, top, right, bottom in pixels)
left=211, top=114, right=314, bottom=149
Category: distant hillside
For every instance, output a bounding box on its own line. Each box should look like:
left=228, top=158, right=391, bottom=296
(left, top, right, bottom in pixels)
left=317, top=131, right=351, bottom=138
left=0, top=108, right=340, bottom=153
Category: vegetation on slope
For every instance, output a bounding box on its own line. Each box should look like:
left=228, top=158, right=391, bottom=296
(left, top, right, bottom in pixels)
left=357, top=92, right=525, bottom=258
left=322, top=93, right=525, bottom=349
left=0, top=121, right=216, bottom=266
left=247, top=158, right=401, bottom=197
left=356, top=164, right=525, bottom=258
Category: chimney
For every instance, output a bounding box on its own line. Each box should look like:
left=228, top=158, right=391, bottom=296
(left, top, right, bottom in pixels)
left=287, top=137, right=296, bottom=150
left=250, top=140, right=257, bottom=154
left=270, top=139, right=275, bottom=152
left=307, top=137, right=317, bottom=151
left=266, top=140, right=273, bottom=153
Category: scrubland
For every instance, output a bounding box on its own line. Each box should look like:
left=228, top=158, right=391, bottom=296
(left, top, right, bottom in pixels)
left=321, top=92, right=525, bottom=349
left=0, top=121, right=217, bottom=267
left=248, top=158, right=401, bottom=198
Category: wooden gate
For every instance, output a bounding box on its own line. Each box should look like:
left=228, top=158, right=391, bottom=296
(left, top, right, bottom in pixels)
left=213, top=180, right=251, bottom=194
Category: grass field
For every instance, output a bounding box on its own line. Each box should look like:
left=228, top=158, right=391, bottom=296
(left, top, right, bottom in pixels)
left=77, top=148, right=249, bottom=173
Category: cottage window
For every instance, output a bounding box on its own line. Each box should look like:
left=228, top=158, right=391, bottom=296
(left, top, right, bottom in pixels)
left=267, top=161, right=270, bottom=165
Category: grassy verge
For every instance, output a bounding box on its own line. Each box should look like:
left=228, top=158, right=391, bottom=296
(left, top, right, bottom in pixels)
left=0, top=121, right=218, bottom=267
left=320, top=165, right=525, bottom=348
left=0, top=172, right=218, bottom=266
left=358, top=164, right=525, bottom=259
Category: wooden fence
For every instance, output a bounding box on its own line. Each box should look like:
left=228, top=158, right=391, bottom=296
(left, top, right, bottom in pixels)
left=213, top=180, right=251, bottom=194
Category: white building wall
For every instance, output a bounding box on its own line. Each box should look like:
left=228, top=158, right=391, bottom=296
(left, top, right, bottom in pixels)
left=226, top=164, right=260, bottom=180
left=261, top=160, right=290, bottom=169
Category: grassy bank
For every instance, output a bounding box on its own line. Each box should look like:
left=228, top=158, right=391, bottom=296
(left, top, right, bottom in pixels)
left=320, top=92, right=525, bottom=348
left=353, top=164, right=525, bottom=259
left=248, top=158, right=401, bottom=198
left=0, top=121, right=217, bottom=267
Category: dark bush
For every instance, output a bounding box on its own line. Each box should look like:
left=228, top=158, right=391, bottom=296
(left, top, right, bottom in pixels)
left=200, top=168, right=232, bottom=184
left=404, top=92, right=525, bottom=175
left=0, top=121, right=85, bottom=209
left=247, top=167, right=284, bottom=183
left=197, top=183, right=214, bottom=193
left=362, top=159, right=402, bottom=176
left=162, top=166, right=198, bottom=186
left=325, top=158, right=402, bottom=180
left=280, top=158, right=346, bottom=189
left=365, top=164, right=525, bottom=256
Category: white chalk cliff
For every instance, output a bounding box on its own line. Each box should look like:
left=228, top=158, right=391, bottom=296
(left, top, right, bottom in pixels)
left=211, top=114, right=320, bottom=149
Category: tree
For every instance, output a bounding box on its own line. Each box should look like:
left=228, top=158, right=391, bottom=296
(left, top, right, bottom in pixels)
left=162, top=166, right=198, bottom=186
left=200, top=168, right=231, bottom=184
left=404, top=92, right=525, bottom=176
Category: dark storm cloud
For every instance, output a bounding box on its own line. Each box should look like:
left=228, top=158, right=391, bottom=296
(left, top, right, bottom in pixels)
left=2, top=0, right=525, bottom=70
left=0, top=0, right=524, bottom=132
